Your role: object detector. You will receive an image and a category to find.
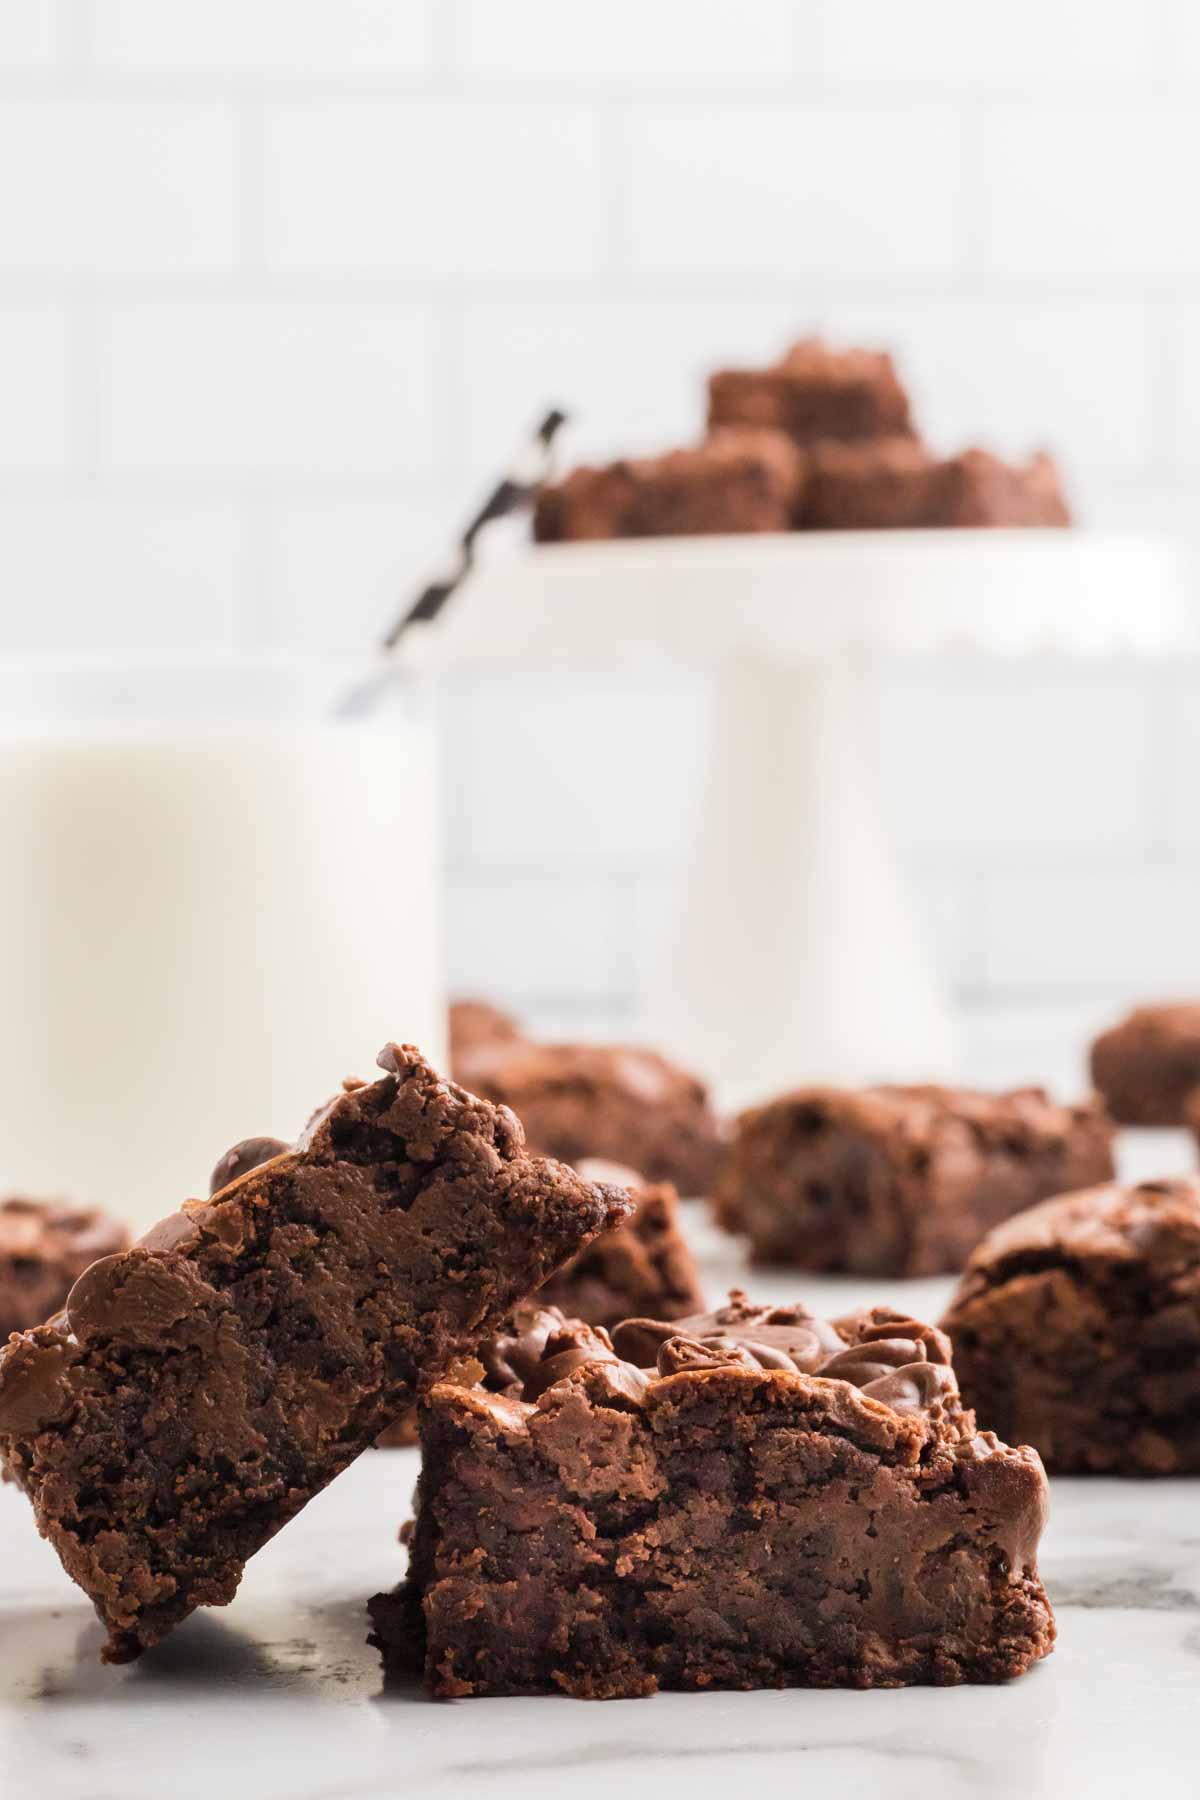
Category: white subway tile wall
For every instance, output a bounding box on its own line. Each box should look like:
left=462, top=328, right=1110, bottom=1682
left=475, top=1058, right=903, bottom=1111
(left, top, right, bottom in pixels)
left=1, top=0, right=1198, bottom=1073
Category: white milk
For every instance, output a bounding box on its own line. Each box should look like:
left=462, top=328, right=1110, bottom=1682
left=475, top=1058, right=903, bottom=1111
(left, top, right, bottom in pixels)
left=0, top=660, right=443, bottom=1229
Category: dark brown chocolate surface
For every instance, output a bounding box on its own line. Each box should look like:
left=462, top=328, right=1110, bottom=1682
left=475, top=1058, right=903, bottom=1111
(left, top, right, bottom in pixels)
left=532, top=430, right=804, bottom=541
left=376, top=1160, right=703, bottom=1448
left=943, top=1178, right=1200, bottom=1475
left=459, top=1039, right=724, bottom=1197
left=0, top=1044, right=630, bottom=1662
left=0, top=1198, right=129, bottom=1340
left=372, top=1290, right=1054, bottom=1696
left=537, top=1158, right=703, bottom=1329
left=707, top=337, right=915, bottom=446
left=714, top=1083, right=1115, bottom=1277
left=1090, top=1003, right=1200, bottom=1126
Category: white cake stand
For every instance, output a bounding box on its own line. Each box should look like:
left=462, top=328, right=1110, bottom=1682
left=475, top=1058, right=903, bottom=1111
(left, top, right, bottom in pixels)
left=432, top=530, right=1195, bottom=1109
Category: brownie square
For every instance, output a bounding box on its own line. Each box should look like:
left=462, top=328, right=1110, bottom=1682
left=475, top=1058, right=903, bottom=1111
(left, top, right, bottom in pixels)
left=707, top=337, right=915, bottom=447
left=448, top=997, right=523, bottom=1075
left=802, top=439, right=1071, bottom=531
left=713, top=1084, right=1115, bottom=1277
left=457, top=1039, right=724, bottom=1197
left=803, top=435, right=938, bottom=529
left=532, top=430, right=804, bottom=541
left=0, top=1198, right=128, bottom=1339
left=934, top=448, right=1070, bottom=526
left=943, top=1179, right=1200, bottom=1474
left=1090, top=1002, right=1200, bottom=1126
left=371, top=1293, right=1054, bottom=1695
left=376, top=1161, right=704, bottom=1448
left=0, top=1044, right=630, bottom=1661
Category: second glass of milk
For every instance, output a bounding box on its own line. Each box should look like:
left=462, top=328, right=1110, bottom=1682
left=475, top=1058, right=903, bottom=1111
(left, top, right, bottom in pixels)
left=0, top=655, right=444, bottom=1231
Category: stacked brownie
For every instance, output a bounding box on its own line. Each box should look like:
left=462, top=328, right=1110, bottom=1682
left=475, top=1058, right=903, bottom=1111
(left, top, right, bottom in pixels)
left=532, top=430, right=804, bottom=541
left=452, top=1004, right=723, bottom=1197
left=372, top=1292, right=1055, bottom=1696
left=714, top=1082, right=1115, bottom=1276
left=0, top=1197, right=128, bottom=1339
left=707, top=337, right=915, bottom=445
left=534, top=334, right=1071, bottom=540
left=804, top=440, right=1069, bottom=531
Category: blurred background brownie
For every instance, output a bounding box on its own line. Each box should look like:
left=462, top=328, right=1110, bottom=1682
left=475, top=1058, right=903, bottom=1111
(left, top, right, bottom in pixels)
left=458, top=1037, right=723, bottom=1197
left=0, top=1197, right=128, bottom=1339
left=714, top=1083, right=1115, bottom=1276
left=539, top=1158, right=703, bottom=1328
left=943, top=1179, right=1200, bottom=1474
left=1090, top=1002, right=1200, bottom=1125
left=934, top=448, right=1069, bottom=527
left=532, top=430, right=803, bottom=541
left=707, top=336, right=915, bottom=446
left=447, top=997, right=525, bottom=1077
left=803, top=439, right=1070, bottom=531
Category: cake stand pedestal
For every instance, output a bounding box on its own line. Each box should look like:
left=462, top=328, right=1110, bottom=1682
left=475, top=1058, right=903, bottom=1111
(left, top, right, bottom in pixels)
left=432, top=530, right=1194, bottom=1110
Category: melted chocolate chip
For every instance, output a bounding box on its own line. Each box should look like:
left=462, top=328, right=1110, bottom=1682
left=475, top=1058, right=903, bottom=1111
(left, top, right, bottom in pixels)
left=208, top=1137, right=290, bottom=1196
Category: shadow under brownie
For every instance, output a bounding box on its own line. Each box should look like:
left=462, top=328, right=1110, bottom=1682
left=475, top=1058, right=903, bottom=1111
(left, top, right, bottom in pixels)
left=371, top=1293, right=1055, bottom=1698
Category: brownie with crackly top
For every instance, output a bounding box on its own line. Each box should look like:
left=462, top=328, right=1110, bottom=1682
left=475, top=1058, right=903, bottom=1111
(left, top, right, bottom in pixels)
left=0, top=1198, right=128, bottom=1340
left=713, top=1084, right=1115, bottom=1277
left=0, top=1044, right=630, bottom=1662
left=943, top=1179, right=1200, bottom=1475
left=371, top=1291, right=1054, bottom=1696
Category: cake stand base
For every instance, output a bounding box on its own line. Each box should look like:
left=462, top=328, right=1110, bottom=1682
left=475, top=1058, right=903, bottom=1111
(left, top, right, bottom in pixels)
left=645, top=652, right=958, bottom=1110
left=433, top=530, right=1194, bottom=1107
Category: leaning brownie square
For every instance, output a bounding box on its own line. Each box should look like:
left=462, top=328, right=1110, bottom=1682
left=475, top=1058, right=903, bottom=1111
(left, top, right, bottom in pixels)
left=371, top=1293, right=1054, bottom=1696
left=713, top=1084, right=1115, bottom=1276
left=0, top=1044, right=629, bottom=1661
left=943, top=1179, right=1200, bottom=1475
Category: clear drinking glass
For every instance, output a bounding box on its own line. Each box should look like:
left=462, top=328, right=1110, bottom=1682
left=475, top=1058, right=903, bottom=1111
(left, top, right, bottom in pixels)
left=0, top=654, right=443, bottom=1229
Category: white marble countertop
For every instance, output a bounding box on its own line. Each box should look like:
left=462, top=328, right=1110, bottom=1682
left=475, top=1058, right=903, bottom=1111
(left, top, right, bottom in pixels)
left=2, top=1154, right=1197, bottom=1800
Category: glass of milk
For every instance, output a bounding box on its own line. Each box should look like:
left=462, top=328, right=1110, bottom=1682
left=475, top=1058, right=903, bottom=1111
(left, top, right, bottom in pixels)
left=0, top=654, right=444, bottom=1230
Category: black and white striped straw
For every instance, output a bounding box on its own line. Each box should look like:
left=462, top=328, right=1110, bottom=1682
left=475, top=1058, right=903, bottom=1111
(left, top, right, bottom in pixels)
left=380, top=406, right=568, bottom=651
